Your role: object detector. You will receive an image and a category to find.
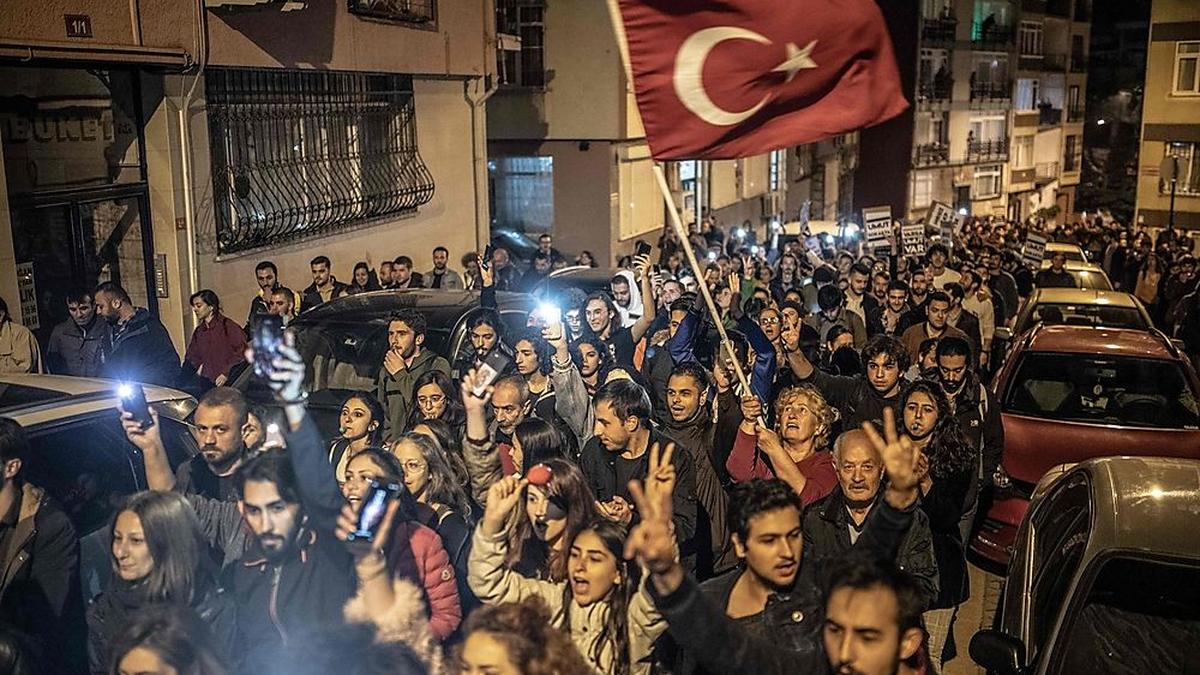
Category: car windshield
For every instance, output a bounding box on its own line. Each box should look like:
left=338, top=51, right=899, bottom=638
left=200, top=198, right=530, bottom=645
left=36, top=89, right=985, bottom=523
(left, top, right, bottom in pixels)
left=1005, top=353, right=1200, bottom=429
left=1057, top=556, right=1200, bottom=672
left=1069, top=269, right=1113, bottom=290
left=1028, top=303, right=1147, bottom=331
left=0, top=383, right=70, bottom=410
left=1052, top=247, right=1087, bottom=263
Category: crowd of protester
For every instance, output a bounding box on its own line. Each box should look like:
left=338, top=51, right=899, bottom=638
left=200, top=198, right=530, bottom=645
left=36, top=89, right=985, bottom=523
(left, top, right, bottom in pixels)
left=1, top=211, right=1199, bottom=675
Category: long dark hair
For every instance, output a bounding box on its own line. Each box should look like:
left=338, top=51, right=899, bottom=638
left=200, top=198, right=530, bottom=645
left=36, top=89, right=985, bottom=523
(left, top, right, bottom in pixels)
left=405, top=370, right=465, bottom=430
left=340, top=391, right=386, bottom=447
left=560, top=519, right=636, bottom=675
left=506, top=458, right=597, bottom=582
left=108, top=491, right=215, bottom=605
left=393, top=432, right=473, bottom=517
left=342, top=448, right=424, bottom=574
left=408, top=417, right=471, bottom=491
left=901, top=380, right=974, bottom=479
left=107, top=605, right=229, bottom=675
left=189, top=289, right=221, bottom=313
left=513, top=417, right=564, bottom=473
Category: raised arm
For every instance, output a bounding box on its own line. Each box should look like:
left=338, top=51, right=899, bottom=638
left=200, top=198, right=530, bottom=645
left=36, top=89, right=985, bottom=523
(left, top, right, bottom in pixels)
left=630, top=254, right=657, bottom=343
left=461, top=369, right=503, bottom=505
left=120, top=409, right=175, bottom=491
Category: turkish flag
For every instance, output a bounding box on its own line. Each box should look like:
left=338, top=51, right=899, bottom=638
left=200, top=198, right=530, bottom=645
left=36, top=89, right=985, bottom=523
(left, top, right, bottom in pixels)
left=615, top=0, right=909, bottom=160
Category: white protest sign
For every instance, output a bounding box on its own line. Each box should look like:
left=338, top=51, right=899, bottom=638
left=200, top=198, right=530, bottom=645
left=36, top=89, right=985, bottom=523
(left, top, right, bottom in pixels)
left=862, top=206, right=892, bottom=254
left=901, top=224, right=927, bottom=257
left=927, top=202, right=961, bottom=248
left=1023, top=233, right=1048, bottom=269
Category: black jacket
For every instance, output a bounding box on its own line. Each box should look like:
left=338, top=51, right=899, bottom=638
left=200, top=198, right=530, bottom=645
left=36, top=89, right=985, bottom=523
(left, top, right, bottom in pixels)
left=0, top=482, right=86, bottom=673
left=652, top=497, right=920, bottom=675
left=796, top=366, right=902, bottom=434
left=299, top=280, right=351, bottom=313
left=87, top=580, right=235, bottom=674
left=579, top=427, right=698, bottom=562
left=220, top=414, right=356, bottom=673
left=801, top=489, right=939, bottom=610
left=101, top=308, right=181, bottom=387
left=921, top=468, right=973, bottom=608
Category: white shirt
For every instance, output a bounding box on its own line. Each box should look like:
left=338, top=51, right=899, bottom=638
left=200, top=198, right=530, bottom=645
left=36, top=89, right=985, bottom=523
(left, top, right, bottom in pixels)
left=963, top=294, right=995, bottom=347
left=931, top=268, right=961, bottom=289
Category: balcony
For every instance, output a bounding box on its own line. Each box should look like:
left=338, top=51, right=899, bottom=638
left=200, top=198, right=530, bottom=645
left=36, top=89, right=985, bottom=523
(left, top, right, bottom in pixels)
left=1035, top=161, right=1059, bottom=184
left=1067, top=107, right=1085, bottom=122
left=918, top=77, right=954, bottom=102
left=971, top=80, right=1011, bottom=101
left=922, top=17, right=958, bottom=45
left=1043, top=53, right=1068, bottom=71
left=967, top=139, right=1009, bottom=161
left=972, top=25, right=1015, bottom=49
left=1039, top=106, right=1063, bottom=126
left=1069, top=54, right=1088, bottom=72
left=914, top=142, right=951, bottom=167
left=1018, top=53, right=1044, bottom=71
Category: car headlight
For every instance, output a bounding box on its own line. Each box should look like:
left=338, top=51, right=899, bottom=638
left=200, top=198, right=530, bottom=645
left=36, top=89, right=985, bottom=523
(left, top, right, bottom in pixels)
left=993, top=465, right=1011, bottom=489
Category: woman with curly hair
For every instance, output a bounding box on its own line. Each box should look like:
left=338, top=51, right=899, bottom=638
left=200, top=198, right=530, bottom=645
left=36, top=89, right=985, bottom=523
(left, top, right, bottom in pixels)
left=900, top=379, right=975, bottom=670
left=459, top=597, right=590, bottom=675
left=725, top=385, right=839, bottom=507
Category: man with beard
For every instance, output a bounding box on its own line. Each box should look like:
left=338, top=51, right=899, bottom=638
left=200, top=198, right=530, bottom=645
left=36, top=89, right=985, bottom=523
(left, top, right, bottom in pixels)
left=46, top=289, right=109, bottom=377
left=128, top=335, right=355, bottom=672
left=94, top=282, right=180, bottom=387
left=581, top=255, right=655, bottom=367
left=935, top=336, right=1003, bottom=539
left=451, top=310, right=510, bottom=381
left=376, top=309, right=451, bottom=439
left=896, top=270, right=931, bottom=335
left=300, top=255, right=350, bottom=313
left=424, top=246, right=463, bottom=290
left=660, top=362, right=741, bottom=576
left=801, top=430, right=938, bottom=610
left=844, top=263, right=880, bottom=329
left=628, top=408, right=925, bottom=675
left=899, top=292, right=968, bottom=366
left=268, top=287, right=297, bottom=326
left=246, top=261, right=282, bottom=329
left=780, top=329, right=910, bottom=433
left=867, top=280, right=910, bottom=338
left=174, top=387, right=252, bottom=502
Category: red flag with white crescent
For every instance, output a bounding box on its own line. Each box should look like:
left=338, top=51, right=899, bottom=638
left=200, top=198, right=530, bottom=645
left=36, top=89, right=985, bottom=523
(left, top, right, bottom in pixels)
left=615, top=0, right=909, bottom=160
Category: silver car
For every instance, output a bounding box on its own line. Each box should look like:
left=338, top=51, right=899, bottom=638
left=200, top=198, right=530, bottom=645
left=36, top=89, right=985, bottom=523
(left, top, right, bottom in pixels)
left=971, top=456, right=1200, bottom=674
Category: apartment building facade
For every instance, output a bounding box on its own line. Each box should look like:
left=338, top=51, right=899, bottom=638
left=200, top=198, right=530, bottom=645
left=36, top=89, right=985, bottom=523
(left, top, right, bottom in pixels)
left=1135, top=0, right=1200, bottom=231
left=1, top=0, right=494, bottom=349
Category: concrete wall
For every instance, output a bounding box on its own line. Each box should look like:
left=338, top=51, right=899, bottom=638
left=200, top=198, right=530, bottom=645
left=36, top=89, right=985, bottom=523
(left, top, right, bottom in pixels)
left=189, top=78, right=485, bottom=326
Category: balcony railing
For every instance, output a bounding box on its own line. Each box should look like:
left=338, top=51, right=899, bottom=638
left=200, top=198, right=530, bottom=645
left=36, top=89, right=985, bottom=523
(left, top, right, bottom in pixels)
left=1018, top=54, right=1044, bottom=70
left=922, top=17, right=958, bottom=45
left=918, top=77, right=954, bottom=102
left=972, top=26, right=1015, bottom=48
left=971, top=80, right=1011, bottom=101
left=1069, top=55, right=1088, bottom=72
left=967, top=139, right=1009, bottom=160
left=1067, top=107, right=1085, bottom=122
left=914, top=142, right=951, bottom=166
left=1035, top=161, right=1059, bottom=183
left=1043, top=53, right=1068, bottom=71
left=1039, top=106, right=1063, bottom=126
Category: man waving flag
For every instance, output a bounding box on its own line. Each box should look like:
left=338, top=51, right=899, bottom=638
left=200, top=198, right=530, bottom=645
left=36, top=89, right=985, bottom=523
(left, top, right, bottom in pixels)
left=614, top=0, right=908, bottom=160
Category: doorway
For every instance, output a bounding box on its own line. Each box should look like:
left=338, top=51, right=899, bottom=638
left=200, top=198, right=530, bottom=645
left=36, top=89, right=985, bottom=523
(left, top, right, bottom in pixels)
left=9, top=186, right=156, bottom=346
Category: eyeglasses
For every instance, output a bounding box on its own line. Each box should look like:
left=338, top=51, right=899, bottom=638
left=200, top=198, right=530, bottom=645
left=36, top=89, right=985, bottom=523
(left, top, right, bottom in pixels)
left=400, top=460, right=427, bottom=474
left=760, top=316, right=781, bottom=325
left=416, top=394, right=446, bottom=407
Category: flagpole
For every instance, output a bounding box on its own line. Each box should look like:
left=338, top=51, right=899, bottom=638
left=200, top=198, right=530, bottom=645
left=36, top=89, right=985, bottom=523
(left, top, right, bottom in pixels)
left=607, top=0, right=755, bottom=399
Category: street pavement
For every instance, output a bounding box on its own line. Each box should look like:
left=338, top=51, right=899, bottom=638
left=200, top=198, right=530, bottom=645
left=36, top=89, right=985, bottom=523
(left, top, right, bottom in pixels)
left=944, top=563, right=1005, bottom=675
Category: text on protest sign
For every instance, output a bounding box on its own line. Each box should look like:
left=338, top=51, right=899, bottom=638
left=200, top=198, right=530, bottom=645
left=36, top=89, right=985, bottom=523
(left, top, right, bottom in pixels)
left=862, top=206, right=892, bottom=253
left=901, top=224, right=927, bottom=257
left=1023, top=233, right=1048, bottom=269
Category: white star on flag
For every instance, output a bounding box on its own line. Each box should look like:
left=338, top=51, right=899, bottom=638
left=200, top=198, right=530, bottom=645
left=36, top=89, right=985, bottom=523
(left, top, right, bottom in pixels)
left=773, top=40, right=819, bottom=83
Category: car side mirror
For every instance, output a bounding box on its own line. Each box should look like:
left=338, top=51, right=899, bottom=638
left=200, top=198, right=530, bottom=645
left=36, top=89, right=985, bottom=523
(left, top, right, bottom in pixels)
left=970, top=629, right=1025, bottom=675
left=995, top=326, right=1012, bottom=341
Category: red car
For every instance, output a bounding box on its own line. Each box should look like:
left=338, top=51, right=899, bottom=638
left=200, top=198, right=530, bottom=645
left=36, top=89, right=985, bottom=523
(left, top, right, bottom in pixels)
left=970, top=325, right=1200, bottom=568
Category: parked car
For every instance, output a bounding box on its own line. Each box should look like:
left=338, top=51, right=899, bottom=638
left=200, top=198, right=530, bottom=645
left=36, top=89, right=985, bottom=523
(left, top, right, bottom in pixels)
left=236, top=289, right=535, bottom=437
left=532, top=266, right=619, bottom=305
left=970, top=325, right=1200, bottom=568
left=992, top=289, right=1153, bottom=365
left=1039, top=241, right=1088, bottom=266
left=0, top=374, right=197, bottom=599
left=971, top=456, right=1200, bottom=675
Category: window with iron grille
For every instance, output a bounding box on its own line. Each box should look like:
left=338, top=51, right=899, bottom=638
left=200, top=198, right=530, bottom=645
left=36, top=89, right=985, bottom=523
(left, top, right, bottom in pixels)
left=347, top=0, right=436, bottom=27
left=497, top=0, right=545, bottom=87
left=206, top=68, right=435, bottom=255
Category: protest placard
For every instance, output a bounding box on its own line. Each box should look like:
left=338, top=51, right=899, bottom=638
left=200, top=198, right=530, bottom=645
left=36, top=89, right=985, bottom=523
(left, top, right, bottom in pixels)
left=927, top=202, right=961, bottom=247
left=901, top=224, right=927, bottom=257
left=862, top=206, right=892, bottom=253
left=1023, top=233, right=1048, bottom=269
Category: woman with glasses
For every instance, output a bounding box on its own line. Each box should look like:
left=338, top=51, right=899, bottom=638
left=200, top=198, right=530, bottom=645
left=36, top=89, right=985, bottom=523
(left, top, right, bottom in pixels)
left=725, top=385, right=839, bottom=507
left=339, top=447, right=462, bottom=641
left=405, top=370, right=466, bottom=433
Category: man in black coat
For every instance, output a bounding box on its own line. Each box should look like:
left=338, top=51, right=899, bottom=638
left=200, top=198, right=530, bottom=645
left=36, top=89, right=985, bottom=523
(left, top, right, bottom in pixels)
left=94, top=281, right=181, bottom=387
left=0, top=418, right=86, bottom=673
left=299, top=255, right=351, bottom=313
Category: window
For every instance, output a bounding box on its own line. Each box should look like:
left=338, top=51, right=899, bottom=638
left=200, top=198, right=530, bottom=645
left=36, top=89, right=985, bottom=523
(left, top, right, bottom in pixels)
left=347, top=0, right=435, bottom=26
left=1030, top=473, right=1091, bottom=648
left=912, top=172, right=934, bottom=208
left=206, top=69, right=435, bottom=254
left=973, top=164, right=1002, bottom=198
left=1013, top=135, right=1034, bottom=168
left=768, top=150, right=785, bottom=192
left=1004, top=353, right=1200, bottom=429
left=497, top=0, right=545, bottom=87
left=1064, top=135, right=1081, bottom=172
left=1176, top=42, right=1200, bottom=94
left=1161, top=143, right=1200, bottom=196
left=490, top=156, right=554, bottom=233
left=1020, top=21, right=1043, bottom=56
left=1016, top=78, right=1040, bottom=110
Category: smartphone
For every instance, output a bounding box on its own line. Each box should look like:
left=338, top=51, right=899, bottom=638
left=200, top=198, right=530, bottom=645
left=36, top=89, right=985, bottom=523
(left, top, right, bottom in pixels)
left=635, top=241, right=653, bottom=258
left=251, top=315, right=284, bottom=378
left=482, top=243, right=494, bottom=271
left=118, top=383, right=153, bottom=429
left=471, top=350, right=512, bottom=398
left=346, top=480, right=403, bottom=542
left=263, top=422, right=286, bottom=450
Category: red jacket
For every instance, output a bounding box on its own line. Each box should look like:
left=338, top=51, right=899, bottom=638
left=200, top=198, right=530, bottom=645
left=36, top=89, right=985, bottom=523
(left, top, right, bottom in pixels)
left=726, top=429, right=838, bottom=507
left=184, top=312, right=247, bottom=382
left=388, top=521, right=462, bottom=640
